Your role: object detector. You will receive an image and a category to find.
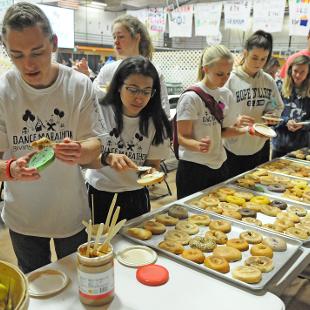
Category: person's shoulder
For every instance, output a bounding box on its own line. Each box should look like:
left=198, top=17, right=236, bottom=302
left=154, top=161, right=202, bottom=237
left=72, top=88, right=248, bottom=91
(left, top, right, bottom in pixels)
left=0, top=69, right=18, bottom=91
left=101, top=59, right=121, bottom=72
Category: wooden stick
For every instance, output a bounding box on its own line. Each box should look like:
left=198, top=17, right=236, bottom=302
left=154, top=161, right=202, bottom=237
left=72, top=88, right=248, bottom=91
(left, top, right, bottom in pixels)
left=103, top=193, right=118, bottom=232
left=86, top=219, right=92, bottom=257
left=93, top=223, right=104, bottom=253
left=108, top=206, right=120, bottom=232
left=91, top=194, right=95, bottom=225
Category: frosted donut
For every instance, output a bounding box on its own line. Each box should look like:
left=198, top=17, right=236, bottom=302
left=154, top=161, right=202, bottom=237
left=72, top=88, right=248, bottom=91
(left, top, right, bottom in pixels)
left=244, top=202, right=262, bottom=212
left=219, top=202, right=241, bottom=212
left=143, top=221, right=166, bottom=235
left=287, top=206, right=307, bottom=217
left=277, top=212, right=300, bottom=223
left=127, top=228, right=152, bottom=240
left=267, top=184, right=286, bottom=193
left=204, top=255, right=230, bottom=274
left=232, top=266, right=262, bottom=284
left=158, top=240, right=184, bottom=254
left=262, top=237, right=287, bottom=252
left=226, top=238, right=249, bottom=251
left=205, top=230, right=228, bottom=245
left=242, top=217, right=262, bottom=226
left=188, top=214, right=211, bottom=226
left=262, top=223, right=284, bottom=233
left=234, top=191, right=254, bottom=201
left=250, top=196, right=270, bottom=205
left=250, top=243, right=273, bottom=258
left=200, top=196, right=220, bottom=207
left=270, top=200, right=288, bottom=210
left=209, top=220, right=231, bottom=233
left=245, top=256, right=274, bottom=273
left=222, top=210, right=242, bottom=220
left=238, top=208, right=257, bottom=218
left=204, top=205, right=223, bottom=214
left=218, top=187, right=236, bottom=195
left=213, top=246, right=242, bottom=262
left=176, top=221, right=199, bottom=235
left=261, top=205, right=281, bottom=217
left=181, top=248, right=205, bottom=264
left=239, top=230, right=263, bottom=244
left=155, top=213, right=179, bottom=226
left=285, top=227, right=309, bottom=240
left=189, top=200, right=207, bottom=209
left=226, top=195, right=246, bottom=206
left=168, top=205, right=188, bottom=219
left=274, top=219, right=294, bottom=230
left=165, top=230, right=191, bottom=245
left=189, top=236, right=217, bottom=252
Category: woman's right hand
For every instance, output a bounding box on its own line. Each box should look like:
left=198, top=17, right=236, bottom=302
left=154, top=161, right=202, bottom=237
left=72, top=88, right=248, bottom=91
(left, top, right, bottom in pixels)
left=106, top=153, right=138, bottom=172
left=10, top=152, right=40, bottom=181
left=197, top=137, right=211, bottom=153
left=236, top=115, right=255, bottom=127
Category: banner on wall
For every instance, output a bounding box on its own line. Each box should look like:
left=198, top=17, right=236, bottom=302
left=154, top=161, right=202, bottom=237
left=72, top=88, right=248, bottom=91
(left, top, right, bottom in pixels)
left=147, top=8, right=166, bottom=41
left=224, top=0, right=252, bottom=31
left=194, top=2, right=222, bottom=36
left=253, top=0, right=285, bottom=32
left=289, top=0, right=310, bottom=36
left=0, top=0, right=12, bottom=22
left=167, top=5, right=193, bottom=38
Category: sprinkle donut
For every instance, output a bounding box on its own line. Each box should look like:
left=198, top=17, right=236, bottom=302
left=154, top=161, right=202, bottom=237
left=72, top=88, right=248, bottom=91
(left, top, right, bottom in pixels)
left=189, top=236, right=217, bottom=252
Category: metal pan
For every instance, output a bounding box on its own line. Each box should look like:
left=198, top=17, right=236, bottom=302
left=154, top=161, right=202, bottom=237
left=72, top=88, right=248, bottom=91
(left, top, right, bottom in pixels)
left=284, top=148, right=310, bottom=166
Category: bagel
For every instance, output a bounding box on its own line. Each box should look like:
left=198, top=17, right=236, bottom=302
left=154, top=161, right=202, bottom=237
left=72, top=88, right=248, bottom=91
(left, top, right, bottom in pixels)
left=204, top=205, right=223, bottom=214
left=219, top=202, right=241, bottom=212
left=155, top=213, right=179, bottom=226
left=262, top=237, right=287, bottom=252
left=232, top=266, right=262, bottom=284
left=168, top=205, right=188, bottom=219
left=226, top=238, right=249, bottom=251
left=261, top=205, right=281, bottom=217
left=143, top=220, right=166, bottom=235
left=242, top=217, right=262, bottom=226
left=189, top=236, right=217, bottom=252
left=234, top=191, right=254, bottom=201
left=222, top=210, right=242, bottom=220
left=213, top=246, right=242, bottom=262
left=189, top=200, right=207, bottom=209
left=250, top=243, right=273, bottom=258
left=244, top=202, right=262, bottom=212
left=277, top=212, right=300, bottom=223
left=287, top=206, right=307, bottom=217
left=127, top=227, right=152, bottom=240
left=237, top=178, right=256, bottom=189
left=205, top=230, right=228, bottom=245
left=260, top=175, right=276, bottom=185
left=188, top=214, right=211, bottom=226
left=204, top=255, right=230, bottom=273
left=285, top=227, right=309, bottom=240
left=245, top=256, right=274, bottom=273
left=165, top=230, right=191, bottom=245
left=217, top=187, right=236, bottom=195
left=262, top=223, right=284, bottom=233
left=274, top=218, right=294, bottom=230
left=209, top=220, right=231, bottom=233
left=239, top=230, right=263, bottom=244
left=176, top=221, right=199, bottom=235
left=181, top=248, right=205, bottom=264
left=200, top=196, right=220, bottom=207
left=158, top=240, right=184, bottom=254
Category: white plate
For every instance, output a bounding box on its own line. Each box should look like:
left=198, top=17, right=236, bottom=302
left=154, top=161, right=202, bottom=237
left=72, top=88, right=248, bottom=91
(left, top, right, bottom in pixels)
left=137, top=166, right=152, bottom=172
left=137, top=171, right=165, bottom=186
left=116, top=245, right=157, bottom=267
left=253, top=123, right=277, bottom=138
left=261, top=115, right=282, bottom=122
left=28, top=269, right=69, bottom=297
left=295, top=121, right=310, bottom=126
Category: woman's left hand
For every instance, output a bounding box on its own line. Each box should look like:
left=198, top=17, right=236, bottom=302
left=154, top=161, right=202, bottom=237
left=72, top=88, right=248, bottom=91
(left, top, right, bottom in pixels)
left=106, top=153, right=138, bottom=172
left=54, top=137, right=82, bottom=165
left=287, top=119, right=303, bottom=132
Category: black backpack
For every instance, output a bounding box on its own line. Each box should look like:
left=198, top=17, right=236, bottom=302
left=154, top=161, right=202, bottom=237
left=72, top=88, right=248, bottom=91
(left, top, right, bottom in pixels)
left=172, top=86, right=224, bottom=160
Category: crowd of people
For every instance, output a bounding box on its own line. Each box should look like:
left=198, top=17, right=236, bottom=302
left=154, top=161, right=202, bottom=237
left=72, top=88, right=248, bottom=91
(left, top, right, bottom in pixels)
left=0, top=2, right=309, bottom=273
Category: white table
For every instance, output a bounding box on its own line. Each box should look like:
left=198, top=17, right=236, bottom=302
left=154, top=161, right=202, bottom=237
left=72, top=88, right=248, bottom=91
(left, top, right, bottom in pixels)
left=28, top=235, right=285, bottom=310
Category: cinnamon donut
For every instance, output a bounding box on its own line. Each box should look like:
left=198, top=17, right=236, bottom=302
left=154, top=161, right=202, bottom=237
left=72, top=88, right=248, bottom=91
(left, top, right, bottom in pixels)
left=213, top=246, right=242, bottom=262
left=176, top=221, right=199, bottom=235
left=205, top=230, right=228, bottom=245
left=287, top=206, right=307, bottom=217
left=238, top=208, right=257, bottom=218
left=285, top=227, right=309, bottom=240
left=222, top=210, right=242, bottom=220
left=245, top=256, right=274, bottom=273
left=127, top=228, right=152, bottom=240
left=232, top=266, right=262, bottom=284
left=155, top=213, right=179, bottom=226
left=181, top=248, right=205, bottom=264
left=226, top=238, right=249, bottom=251
left=204, top=255, right=230, bottom=273
left=270, top=200, right=288, bottom=210
left=250, top=243, right=273, bottom=258
left=165, top=230, right=191, bottom=245
left=143, top=220, right=166, bottom=234
left=188, top=214, right=211, bottom=226
left=158, top=240, right=184, bottom=254
left=168, top=205, right=188, bottom=219
left=262, top=237, right=287, bottom=252
left=239, top=231, right=263, bottom=244
left=189, top=236, right=217, bottom=252
left=242, top=217, right=262, bottom=226
left=209, top=220, right=231, bottom=233
left=234, top=191, right=254, bottom=201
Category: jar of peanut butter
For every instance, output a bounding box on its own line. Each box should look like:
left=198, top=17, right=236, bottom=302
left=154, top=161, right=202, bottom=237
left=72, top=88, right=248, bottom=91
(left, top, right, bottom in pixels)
left=77, top=242, right=114, bottom=306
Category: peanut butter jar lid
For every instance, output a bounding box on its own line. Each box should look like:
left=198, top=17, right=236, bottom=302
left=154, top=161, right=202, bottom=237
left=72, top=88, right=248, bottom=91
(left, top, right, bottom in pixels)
left=28, top=147, right=55, bottom=171
left=136, top=264, right=169, bottom=286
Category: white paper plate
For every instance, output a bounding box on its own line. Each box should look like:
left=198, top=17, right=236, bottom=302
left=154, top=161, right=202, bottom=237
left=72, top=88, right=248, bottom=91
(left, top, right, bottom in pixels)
left=28, top=269, right=69, bottom=297
left=295, top=121, right=310, bottom=126
left=116, top=245, right=157, bottom=267
left=253, top=123, right=277, bottom=138
left=261, top=115, right=282, bottom=122
left=137, top=166, right=152, bottom=172
left=137, top=171, right=165, bottom=186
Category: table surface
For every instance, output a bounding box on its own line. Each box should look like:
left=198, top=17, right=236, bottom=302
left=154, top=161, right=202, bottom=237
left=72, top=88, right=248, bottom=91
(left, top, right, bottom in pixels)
left=28, top=235, right=285, bottom=310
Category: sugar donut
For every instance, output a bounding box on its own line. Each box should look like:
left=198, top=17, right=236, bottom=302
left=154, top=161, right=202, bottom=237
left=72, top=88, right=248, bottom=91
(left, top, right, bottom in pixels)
left=189, top=236, right=217, bottom=252
left=181, top=248, right=205, bottom=264
left=155, top=213, right=179, bottom=226
left=127, top=228, right=152, bottom=240
left=238, top=208, right=257, bottom=218
left=232, top=266, right=262, bottom=284
left=213, top=246, right=242, bottom=262
left=168, top=205, right=188, bottom=219
left=226, top=195, right=246, bottom=206
left=143, top=220, right=166, bottom=235
left=239, top=230, right=263, bottom=244
left=262, top=237, right=287, bottom=252
left=165, top=230, right=191, bottom=245
left=267, top=184, right=286, bottom=193
left=222, top=210, right=242, bottom=220
left=245, top=256, right=274, bottom=273
left=200, top=196, right=220, bottom=207
left=226, top=238, right=249, bottom=251
left=285, top=227, right=308, bottom=240
left=277, top=212, right=300, bottom=223
left=205, top=230, right=228, bottom=245
left=176, top=221, right=199, bottom=235
left=188, top=214, right=211, bottom=226
left=270, top=200, right=287, bottom=210
left=234, top=191, right=254, bottom=201
left=250, top=243, right=273, bottom=258
left=209, top=220, right=231, bottom=233
left=204, top=255, right=230, bottom=274
left=287, top=206, right=307, bottom=217
left=242, top=217, right=262, bottom=226
left=250, top=196, right=270, bottom=205
left=158, top=240, right=184, bottom=254
left=261, top=205, right=281, bottom=217
left=219, top=202, right=241, bottom=212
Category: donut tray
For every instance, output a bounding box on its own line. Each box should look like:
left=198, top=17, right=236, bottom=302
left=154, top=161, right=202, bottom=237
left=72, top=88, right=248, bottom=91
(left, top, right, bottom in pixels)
left=227, top=169, right=310, bottom=206
left=180, top=183, right=310, bottom=244
left=120, top=203, right=302, bottom=291
left=284, top=148, right=310, bottom=166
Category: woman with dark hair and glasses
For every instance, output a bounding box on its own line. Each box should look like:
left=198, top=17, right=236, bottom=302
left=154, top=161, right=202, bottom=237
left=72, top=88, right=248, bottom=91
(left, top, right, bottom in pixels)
left=86, top=56, right=172, bottom=223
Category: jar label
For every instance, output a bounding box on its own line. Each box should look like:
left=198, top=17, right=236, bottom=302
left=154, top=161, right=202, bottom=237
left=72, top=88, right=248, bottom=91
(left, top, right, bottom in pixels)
left=78, top=268, right=114, bottom=299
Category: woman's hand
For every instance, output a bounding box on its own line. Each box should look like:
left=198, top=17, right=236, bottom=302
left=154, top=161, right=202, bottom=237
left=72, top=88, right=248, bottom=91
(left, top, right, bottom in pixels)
left=73, top=58, right=90, bottom=77
left=236, top=115, right=255, bottom=127
left=10, top=153, right=40, bottom=181
left=54, top=138, right=82, bottom=165
left=197, top=137, right=211, bottom=153
left=106, top=153, right=138, bottom=172
left=287, top=120, right=303, bottom=132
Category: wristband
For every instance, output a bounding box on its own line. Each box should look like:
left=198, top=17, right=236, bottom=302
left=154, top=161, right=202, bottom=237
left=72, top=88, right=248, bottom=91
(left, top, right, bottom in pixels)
left=5, top=159, right=15, bottom=180
left=248, top=126, right=255, bottom=136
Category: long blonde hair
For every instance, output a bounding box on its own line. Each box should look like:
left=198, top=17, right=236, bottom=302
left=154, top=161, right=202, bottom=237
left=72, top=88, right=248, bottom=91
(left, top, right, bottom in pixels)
left=282, top=55, right=310, bottom=98
left=197, top=45, right=233, bottom=81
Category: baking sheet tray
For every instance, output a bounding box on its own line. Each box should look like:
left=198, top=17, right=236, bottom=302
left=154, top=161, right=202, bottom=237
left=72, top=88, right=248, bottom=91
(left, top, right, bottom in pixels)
left=120, top=203, right=301, bottom=291
left=284, top=148, right=310, bottom=166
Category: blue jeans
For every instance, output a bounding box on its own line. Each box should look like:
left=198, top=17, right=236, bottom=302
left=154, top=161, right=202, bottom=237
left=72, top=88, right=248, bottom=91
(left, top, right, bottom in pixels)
left=9, top=229, right=87, bottom=273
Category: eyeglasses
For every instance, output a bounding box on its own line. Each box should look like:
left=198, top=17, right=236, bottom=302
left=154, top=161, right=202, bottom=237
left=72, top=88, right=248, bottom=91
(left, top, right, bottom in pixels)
left=123, top=84, right=156, bottom=97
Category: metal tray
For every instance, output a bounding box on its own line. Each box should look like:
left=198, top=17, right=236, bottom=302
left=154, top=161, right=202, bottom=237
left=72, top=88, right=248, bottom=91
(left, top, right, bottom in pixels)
left=227, top=169, right=310, bottom=206
left=180, top=183, right=310, bottom=244
left=120, top=203, right=302, bottom=291
left=284, top=148, right=310, bottom=166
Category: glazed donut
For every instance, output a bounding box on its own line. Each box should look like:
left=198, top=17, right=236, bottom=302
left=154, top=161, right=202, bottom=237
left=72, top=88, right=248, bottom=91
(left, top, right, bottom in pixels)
left=262, top=237, right=287, bottom=252
left=209, top=220, right=231, bottom=233
left=155, top=213, right=179, bottom=226
left=238, top=208, right=257, bottom=218
left=181, top=248, right=205, bottom=264
left=234, top=191, right=254, bottom=201
left=158, top=240, right=184, bottom=254
left=287, top=206, right=307, bottom=217
left=219, top=202, right=241, bottom=212
left=213, top=246, right=242, bottom=262
left=239, top=231, right=263, bottom=244
left=200, top=196, right=220, bottom=207
left=204, top=255, right=230, bottom=274
left=189, top=200, right=207, bottom=209
left=143, top=220, right=166, bottom=235
left=274, top=218, right=294, bottom=230
left=285, top=227, right=309, bottom=240
left=277, top=212, right=300, bottom=223
left=176, top=221, right=199, bottom=235
left=242, top=217, right=262, bottom=226
left=267, top=184, right=286, bottom=193
left=226, top=238, right=249, bottom=251
left=165, top=230, right=191, bottom=245
left=262, top=223, right=284, bottom=233
left=245, top=256, right=274, bottom=273
left=270, top=200, right=288, bottom=210
left=250, top=243, right=273, bottom=258
left=226, top=195, right=246, bottom=206
left=261, top=205, right=281, bottom=217
left=127, top=227, right=152, bottom=240
left=205, top=230, right=228, bottom=245
left=168, top=205, right=188, bottom=219
left=188, top=214, right=211, bottom=226
left=204, top=205, right=223, bottom=214
left=232, top=266, right=262, bottom=284
left=250, top=196, right=270, bottom=205
left=222, top=210, right=242, bottom=220
left=218, top=187, right=236, bottom=195
left=189, top=236, right=217, bottom=252
left=244, top=202, right=262, bottom=212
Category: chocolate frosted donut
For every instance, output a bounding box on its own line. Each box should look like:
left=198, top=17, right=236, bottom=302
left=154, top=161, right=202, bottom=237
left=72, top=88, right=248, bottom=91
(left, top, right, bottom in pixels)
left=238, top=208, right=257, bottom=218
left=270, top=200, right=287, bottom=210
left=267, top=184, right=286, bottom=193
left=168, top=205, right=188, bottom=219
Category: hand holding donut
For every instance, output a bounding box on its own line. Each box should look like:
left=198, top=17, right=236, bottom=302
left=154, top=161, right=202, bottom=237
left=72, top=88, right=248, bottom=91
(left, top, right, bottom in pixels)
left=10, top=152, right=40, bottom=181
left=106, top=153, right=138, bottom=172
left=54, top=137, right=82, bottom=165
left=287, top=120, right=303, bottom=132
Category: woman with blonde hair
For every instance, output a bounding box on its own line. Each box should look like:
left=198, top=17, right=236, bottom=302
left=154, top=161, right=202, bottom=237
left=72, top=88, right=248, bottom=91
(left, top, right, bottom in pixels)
left=272, top=55, right=310, bottom=158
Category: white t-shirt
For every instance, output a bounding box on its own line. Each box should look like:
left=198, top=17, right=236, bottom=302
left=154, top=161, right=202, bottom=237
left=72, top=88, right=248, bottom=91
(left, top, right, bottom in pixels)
left=85, top=104, right=170, bottom=192
left=93, top=59, right=171, bottom=118
left=176, top=82, right=237, bottom=169
left=0, top=65, right=105, bottom=238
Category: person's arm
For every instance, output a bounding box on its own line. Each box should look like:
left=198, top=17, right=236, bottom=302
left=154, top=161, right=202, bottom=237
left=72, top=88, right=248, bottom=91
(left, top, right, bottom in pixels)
left=158, top=73, right=171, bottom=118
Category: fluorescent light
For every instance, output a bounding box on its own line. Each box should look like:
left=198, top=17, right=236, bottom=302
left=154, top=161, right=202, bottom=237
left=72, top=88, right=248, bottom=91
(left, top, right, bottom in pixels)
left=92, top=1, right=107, bottom=6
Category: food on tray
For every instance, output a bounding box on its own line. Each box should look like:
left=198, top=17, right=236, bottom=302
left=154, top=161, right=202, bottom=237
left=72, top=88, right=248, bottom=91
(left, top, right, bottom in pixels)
left=168, top=205, right=188, bottom=219
left=175, top=221, right=199, bottom=235
left=158, top=240, right=184, bottom=254
left=222, top=210, right=242, bottom=220
left=242, top=217, right=262, bottom=226
left=295, top=223, right=310, bottom=235
left=262, top=237, right=287, bottom=252
left=213, top=246, right=242, bottom=262
left=209, top=220, right=231, bottom=233
left=200, top=196, right=220, bottom=207
left=204, top=255, right=230, bottom=274
left=277, top=211, right=300, bottom=223
left=245, top=256, right=274, bottom=273
left=262, top=223, right=284, bottom=233
left=143, top=221, right=166, bottom=235
left=188, top=214, right=211, bottom=226
left=164, top=230, right=191, bottom=245
left=285, top=227, right=308, bottom=240
left=274, top=218, right=294, bottom=230
left=127, top=228, right=152, bottom=240
left=155, top=213, right=179, bottom=226
left=181, top=248, right=205, bottom=264
left=205, top=230, right=228, bottom=245
left=232, top=266, right=262, bottom=284
left=244, top=202, right=262, bottom=212
left=270, top=200, right=287, bottom=210
left=31, top=137, right=53, bottom=150
left=287, top=205, right=307, bottom=217
left=287, top=148, right=310, bottom=161
left=250, top=243, right=273, bottom=258
left=251, top=196, right=270, bottom=205
left=260, top=205, right=281, bottom=217
left=205, top=205, right=223, bottom=214
left=238, top=208, right=257, bottom=218
left=226, top=238, right=249, bottom=251
left=226, top=195, right=246, bottom=206
left=240, top=231, right=263, bottom=244
left=189, top=236, right=217, bottom=252
left=219, top=202, right=241, bottom=212
left=189, top=200, right=207, bottom=209
left=234, top=191, right=254, bottom=200
left=267, top=184, right=286, bottom=193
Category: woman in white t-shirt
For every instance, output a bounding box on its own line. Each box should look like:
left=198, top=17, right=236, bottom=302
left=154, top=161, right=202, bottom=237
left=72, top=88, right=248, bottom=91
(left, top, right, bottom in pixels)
left=86, top=56, right=171, bottom=222
left=176, top=45, right=253, bottom=199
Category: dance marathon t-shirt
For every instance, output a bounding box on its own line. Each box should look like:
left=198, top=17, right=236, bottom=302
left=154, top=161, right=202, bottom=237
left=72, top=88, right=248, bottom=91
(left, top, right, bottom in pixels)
left=176, top=82, right=237, bottom=169
left=85, top=104, right=170, bottom=192
left=224, top=67, right=284, bottom=155
left=0, top=65, right=105, bottom=238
